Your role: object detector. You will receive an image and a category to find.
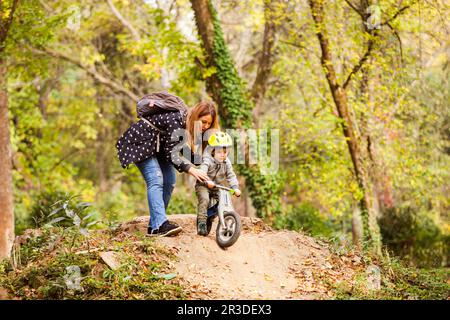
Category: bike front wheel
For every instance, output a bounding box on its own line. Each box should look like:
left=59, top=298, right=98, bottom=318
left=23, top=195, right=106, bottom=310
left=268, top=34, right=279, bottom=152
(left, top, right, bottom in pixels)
left=216, top=211, right=241, bottom=248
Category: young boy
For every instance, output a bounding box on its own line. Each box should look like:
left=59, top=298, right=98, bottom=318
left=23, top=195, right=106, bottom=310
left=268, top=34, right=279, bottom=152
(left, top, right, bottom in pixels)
left=195, top=131, right=241, bottom=236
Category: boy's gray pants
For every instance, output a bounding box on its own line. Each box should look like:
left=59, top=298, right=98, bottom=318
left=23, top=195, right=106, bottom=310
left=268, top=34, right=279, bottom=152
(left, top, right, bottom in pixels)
left=195, top=184, right=219, bottom=224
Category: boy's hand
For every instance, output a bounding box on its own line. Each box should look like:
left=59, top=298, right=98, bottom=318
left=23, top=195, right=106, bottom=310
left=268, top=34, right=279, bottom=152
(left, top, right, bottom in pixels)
left=234, top=189, right=241, bottom=197
left=206, top=181, right=215, bottom=189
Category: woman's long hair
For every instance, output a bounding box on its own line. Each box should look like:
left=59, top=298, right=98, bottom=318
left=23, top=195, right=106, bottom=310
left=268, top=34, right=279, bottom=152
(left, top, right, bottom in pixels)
left=186, top=101, right=220, bottom=153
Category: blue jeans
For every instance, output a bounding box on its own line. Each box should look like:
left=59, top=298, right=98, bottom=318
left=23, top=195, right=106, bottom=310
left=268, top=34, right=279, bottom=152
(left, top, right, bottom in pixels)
left=136, top=156, right=176, bottom=230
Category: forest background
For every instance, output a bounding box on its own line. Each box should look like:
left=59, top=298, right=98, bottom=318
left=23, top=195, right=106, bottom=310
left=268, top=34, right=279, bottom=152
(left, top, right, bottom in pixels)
left=0, top=0, right=448, bottom=270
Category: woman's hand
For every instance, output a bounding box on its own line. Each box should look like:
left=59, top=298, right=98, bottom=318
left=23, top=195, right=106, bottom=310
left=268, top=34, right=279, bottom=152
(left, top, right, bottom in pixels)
left=234, top=189, right=241, bottom=197
left=188, top=167, right=209, bottom=182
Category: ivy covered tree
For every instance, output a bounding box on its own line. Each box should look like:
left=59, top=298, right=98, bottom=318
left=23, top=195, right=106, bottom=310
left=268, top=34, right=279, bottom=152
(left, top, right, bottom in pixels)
left=190, top=0, right=284, bottom=219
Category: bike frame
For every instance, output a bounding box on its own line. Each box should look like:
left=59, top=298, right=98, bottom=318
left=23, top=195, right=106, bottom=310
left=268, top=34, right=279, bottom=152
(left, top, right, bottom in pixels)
left=208, top=184, right=235, bottom=231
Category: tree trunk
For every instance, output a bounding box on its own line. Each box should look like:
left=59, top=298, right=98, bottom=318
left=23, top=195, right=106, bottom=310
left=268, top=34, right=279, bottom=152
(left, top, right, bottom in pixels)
left=95, top=93, right=109, bottom=197
left=190, top=0, right=230, bottom=122
left=357, top=1, right=394, bottom=214
left=308, top=0, right=381, bottom=253
left=352, top=205, right=363, bottom=249
left=251, top=0, right=280, bottom=127
left=363, top=67, right=395, bottom=212
left=243, top=0, right=281, bottom=214
left=190, top=0, right=282, bottom=219
left=0, top=0, right=19, bottom=259
left=0, top=61, right=14, bottom=259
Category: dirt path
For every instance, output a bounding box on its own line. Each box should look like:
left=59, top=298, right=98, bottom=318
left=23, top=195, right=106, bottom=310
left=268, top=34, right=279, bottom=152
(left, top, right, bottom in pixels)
left=119, top=214, right=362, bottom=300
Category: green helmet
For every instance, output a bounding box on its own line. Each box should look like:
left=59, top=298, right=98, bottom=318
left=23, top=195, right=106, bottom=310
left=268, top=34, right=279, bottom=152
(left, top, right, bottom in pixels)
left=208, top=131, right=232, bottom=147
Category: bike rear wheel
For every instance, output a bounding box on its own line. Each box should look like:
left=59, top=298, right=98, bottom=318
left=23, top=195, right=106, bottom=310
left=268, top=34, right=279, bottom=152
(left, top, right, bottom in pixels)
left=216, top=211, right=241, bottom=248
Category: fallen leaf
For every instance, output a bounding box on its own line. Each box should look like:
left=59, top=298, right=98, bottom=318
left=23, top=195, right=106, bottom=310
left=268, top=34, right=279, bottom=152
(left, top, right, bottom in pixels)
left=99, top=251, right=121, bottom=270
left=155, top=273, right=177, bottom=280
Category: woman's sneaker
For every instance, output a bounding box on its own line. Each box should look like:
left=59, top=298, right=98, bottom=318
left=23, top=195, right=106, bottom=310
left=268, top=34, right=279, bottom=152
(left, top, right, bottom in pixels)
left=147, top=220, right=182, bottom=237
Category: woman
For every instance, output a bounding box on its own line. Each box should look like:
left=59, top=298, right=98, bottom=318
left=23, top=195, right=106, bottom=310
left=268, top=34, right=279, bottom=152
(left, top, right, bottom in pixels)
left=116, top=100, right=220, bottom=236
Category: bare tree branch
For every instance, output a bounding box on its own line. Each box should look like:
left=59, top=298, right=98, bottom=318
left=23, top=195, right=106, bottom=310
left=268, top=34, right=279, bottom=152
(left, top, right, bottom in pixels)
left=381, top=5, right=412, bottom=26
left=106, top=0, right=141, bottom=41
left=32, top=47, right=139, bottom=102
left=342, top=3, right=414, bottom=89
left=240, top=51, right=261, bottom=71
left=386, top=21, right=404, bottom=67
left=37, top=0, right=51, bottom=12
left=6, top=0, right=19, bottom=31
left=251, top=0, right=282, bottom=126
left=343, top=37, right=375, bottom=89
left=0, top=0, right=20, bottom=46
left=344, top=0, right=365, bottom=20
left=279, top=39, right=305, bottom=49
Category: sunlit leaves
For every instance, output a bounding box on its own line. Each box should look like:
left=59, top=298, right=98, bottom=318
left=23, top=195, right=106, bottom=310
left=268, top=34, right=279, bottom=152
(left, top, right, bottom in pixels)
left=4, top=0, right=448, bottom=256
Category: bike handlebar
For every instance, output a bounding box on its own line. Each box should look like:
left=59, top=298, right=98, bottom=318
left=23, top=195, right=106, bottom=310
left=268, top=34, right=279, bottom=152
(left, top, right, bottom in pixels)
left=205, top=181, right=239, bottom=195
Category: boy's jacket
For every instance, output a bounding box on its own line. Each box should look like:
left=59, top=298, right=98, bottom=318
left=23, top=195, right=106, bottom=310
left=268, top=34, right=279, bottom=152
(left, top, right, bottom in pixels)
left=197, top=150, right=239, bottom=190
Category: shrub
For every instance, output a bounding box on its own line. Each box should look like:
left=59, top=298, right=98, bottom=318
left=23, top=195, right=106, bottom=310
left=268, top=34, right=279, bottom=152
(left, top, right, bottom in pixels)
left=166, top=186, right=196, bottom=215
left=379, top=205, right=448, bottom=267
left=25, top=191, right=99, bottom=233
left=273, top=203, right=335, bottom=237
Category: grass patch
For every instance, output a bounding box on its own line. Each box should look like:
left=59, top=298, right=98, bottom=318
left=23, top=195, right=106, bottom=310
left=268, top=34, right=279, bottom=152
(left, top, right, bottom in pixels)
left=332, top=250, right=449, bottom=300
left=0, top=226, right=186, bottom=300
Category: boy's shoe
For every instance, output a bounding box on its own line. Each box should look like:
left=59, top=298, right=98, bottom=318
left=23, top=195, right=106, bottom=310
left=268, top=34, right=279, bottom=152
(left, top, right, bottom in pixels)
left=147, top=220, right=182, bottom=237
left=197, top=221, right=208, bottom=236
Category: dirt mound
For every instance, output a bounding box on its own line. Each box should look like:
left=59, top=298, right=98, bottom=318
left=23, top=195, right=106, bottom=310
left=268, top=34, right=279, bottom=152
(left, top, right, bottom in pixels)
left=118, top=214, right=363, bottom=299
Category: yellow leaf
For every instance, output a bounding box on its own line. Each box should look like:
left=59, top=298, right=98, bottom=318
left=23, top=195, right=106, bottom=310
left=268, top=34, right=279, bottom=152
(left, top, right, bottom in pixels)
left=264, top=274, right=273, bottom=281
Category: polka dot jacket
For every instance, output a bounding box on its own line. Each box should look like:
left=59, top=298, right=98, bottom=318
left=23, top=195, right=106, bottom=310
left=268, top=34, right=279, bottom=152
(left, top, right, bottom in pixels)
left=116, top=111, right=194, bottom=172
